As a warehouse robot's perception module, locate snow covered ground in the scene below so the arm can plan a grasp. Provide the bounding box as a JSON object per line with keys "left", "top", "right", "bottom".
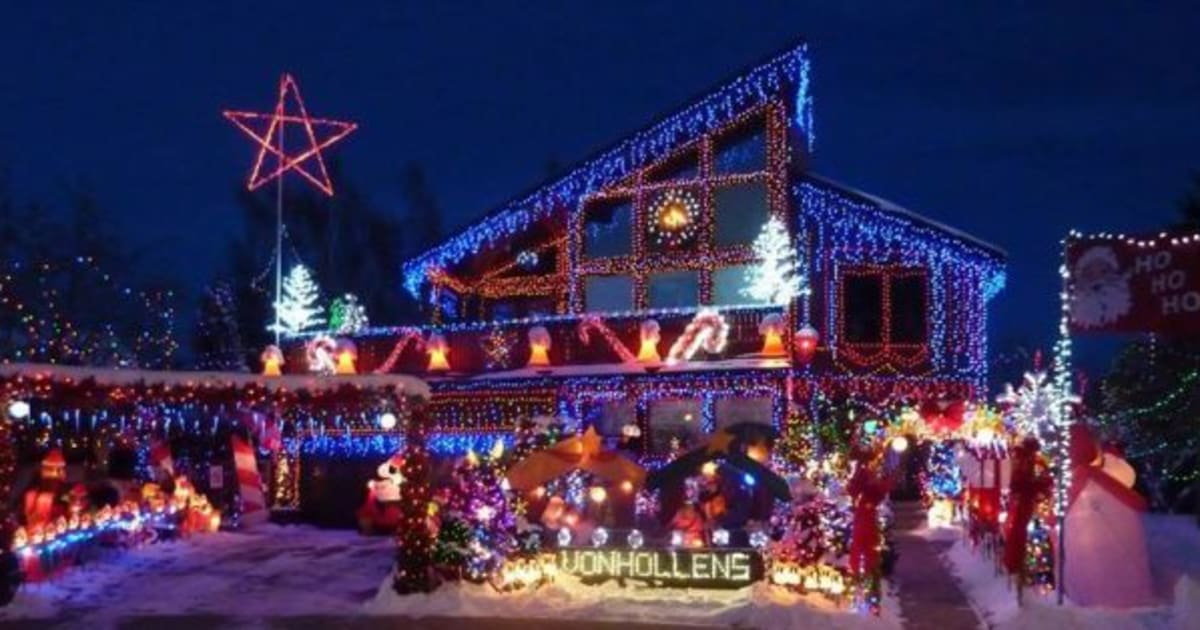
{"left": 939, "top": 514, "right": 1200, "bottom": 630}
{"left": 0, "top": 525, "right": 393, "bottom": 627}
{"left": 0, "top": 524, "right": 898, "bottom": 629}
{"left": 368, "top": 574, "right": 900, "bottom": 629}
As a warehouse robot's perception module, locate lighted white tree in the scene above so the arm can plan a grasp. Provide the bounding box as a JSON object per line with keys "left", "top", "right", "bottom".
{"left": 270, "top": 264, "right": 325, "bottom": 336}
{"left": 742, "top": 216, "right": 809, "bottom": 306}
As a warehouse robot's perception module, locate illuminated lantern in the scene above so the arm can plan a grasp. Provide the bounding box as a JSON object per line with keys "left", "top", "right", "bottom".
{"left": 793, "top": 325, "right": 819, "bottom": 364}
{"left": 758, "top": 313, "right": 787, "bottom": 357}
{"left": 890, "top": 436, "right": 910, "bottom": 453}
{"left": 260, "top": 345, "right": 284, "bottom": 376}
{"left": 527, "top": 326, "right": 551, "bottom": 368}
{"left": 334, "top": 339, "right": 357, "bottom": 375}
{"left": 746, "top": 443, "right": 770, "bottom": 463}
{"left": 426, "top": 332, "right": 450, "bottom": 372}
{"left": 588, "top": 486, "right": 607, "bottom": 504}
{"left": 637, "top": 319, "right": 662, "bottom": 364}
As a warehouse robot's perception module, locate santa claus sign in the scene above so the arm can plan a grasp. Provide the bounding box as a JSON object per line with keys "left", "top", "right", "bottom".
{"left": 1067, "top": 231, "right": 1200, "bottom": 335}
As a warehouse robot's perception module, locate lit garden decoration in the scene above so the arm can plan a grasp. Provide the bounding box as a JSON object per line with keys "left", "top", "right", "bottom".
{"left": 555, "top": 547, "right": 763, "bottom": 588}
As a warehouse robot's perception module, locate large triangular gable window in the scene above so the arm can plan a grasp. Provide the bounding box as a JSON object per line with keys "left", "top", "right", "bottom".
{"left": 571, "top": 104, "right": 791, "bottom": 313}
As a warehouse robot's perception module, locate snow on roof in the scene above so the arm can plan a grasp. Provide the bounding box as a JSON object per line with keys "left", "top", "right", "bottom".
{"left": 0, "top": 363, "right": 432, "bottom": 400}
{"left": 803, "top": 173, "right": 1007, "bottom": 259}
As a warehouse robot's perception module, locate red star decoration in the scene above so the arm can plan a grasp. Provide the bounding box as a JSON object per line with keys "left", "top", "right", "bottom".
{"left": 224, "top": 73, "right": 357, "bottom": 196}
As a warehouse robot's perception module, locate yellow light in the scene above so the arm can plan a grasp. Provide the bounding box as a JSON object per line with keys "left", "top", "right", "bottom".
{"left": 620, "top": 480, "right": 634, "bottom": 494}
{"left": 890, "top": 436, "right": 909, "bottom": 453}
{"left": 528, "top": 342, "right": 551, "bottom": 368}
{"left": 701, "top": 461, "right": 718, "bottom": 477}
{"left": 262, "top": 357, "right": 282, "bottom": 377}
{"left": 746, "top": 444, "right": 769, "bottom": 463}
{"left": 761, "top": 329, "right": 785, "bottom": 357}
{"left": 589, "top": 486, "right": 607, "bottom": 504}
{"left": 427, "top": 348, "right": 450, "bottom": 372}
{"left": 335, "top": 350, "right": 356, "bottom": 375}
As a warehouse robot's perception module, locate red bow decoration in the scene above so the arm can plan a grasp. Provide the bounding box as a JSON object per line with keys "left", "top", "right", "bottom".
{"left": 920, "top": 399, "right": 966, "bottom": 435}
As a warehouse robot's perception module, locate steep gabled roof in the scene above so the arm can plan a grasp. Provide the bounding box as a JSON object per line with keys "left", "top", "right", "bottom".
{"left": 402, "top": 40, "right": 815, "bottom": 297}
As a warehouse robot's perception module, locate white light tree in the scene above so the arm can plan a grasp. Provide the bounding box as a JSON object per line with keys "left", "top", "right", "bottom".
{"left": 270, "top": 264, "right": 325, "bottom": 336}
{"left": 742, "top": 216, "right": 809, "bottom": 306}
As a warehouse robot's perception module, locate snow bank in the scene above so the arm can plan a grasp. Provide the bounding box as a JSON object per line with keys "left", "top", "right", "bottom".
{"left": 368, "top": 575, "right": 900, "bottom": 628}
{"left": 943, "top": 537, "right": 1176, "bottom": 629}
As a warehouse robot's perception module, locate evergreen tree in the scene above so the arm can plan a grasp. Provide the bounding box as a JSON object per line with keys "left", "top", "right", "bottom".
{"left": 329, "top": 293, "right": 369, "bottom": 334}
{"left": 193, "top": 281, "right": 246, "bottom": 371}
{"left": 271, "top": 265, "right": 325, "bottom": 335}
{"left": 743, "top": 216, "right": 808, "bottom": 306}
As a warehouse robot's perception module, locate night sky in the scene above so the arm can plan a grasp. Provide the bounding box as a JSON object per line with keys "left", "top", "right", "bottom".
{"left": 2, "top": 2, "right": 1197, "bottom": 360}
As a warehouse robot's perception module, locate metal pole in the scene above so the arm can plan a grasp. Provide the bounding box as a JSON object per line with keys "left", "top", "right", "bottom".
{"left": 273, "top": 74, "right": 285, "bottom": 345}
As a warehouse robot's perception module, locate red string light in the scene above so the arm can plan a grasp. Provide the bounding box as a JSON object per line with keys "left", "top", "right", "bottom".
{"left": 223, "top": 74, "right": 357, "bottom": 196}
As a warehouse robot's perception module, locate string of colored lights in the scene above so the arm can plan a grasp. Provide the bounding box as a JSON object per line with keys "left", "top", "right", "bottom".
{"left": 402, "top": 43, "right": 814, "bottom": 298}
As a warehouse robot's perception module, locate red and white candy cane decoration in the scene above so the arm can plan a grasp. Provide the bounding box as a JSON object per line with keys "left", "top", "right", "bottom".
{"left": 577, "top": 315, "right": 637, "bottom": 363}
{"left": 667, "top": 308, "right": 729, "bottom": 365}
{"left": 373, "top": 327, "right": 426, "bottom": 374}
{"left": 231, "top": 435, "right": 268, "bottom": 526}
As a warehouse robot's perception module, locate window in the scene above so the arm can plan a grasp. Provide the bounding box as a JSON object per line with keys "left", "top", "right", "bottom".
{"left": 715, "top": 182, "right": 769, "bottom": 247}
{"left": 583, "top": 199, "right": 632, "bottom": 258}
{"left": 714, "top": 121, "right": 767, "bottom": 174}
{"left": 890, "top": 275, "right": 927, "bottom": 343}
{"left": 712, "top": 264, "right": 763, "bottom": 306}
{"left": 647, "top": 151, "right": 700, "bottom": 183}
{"left": 842, "top": 274, "right": 884, "bottom": 343}
{"left": 648, "top": 399, "right": 704, "bottom": 453}
{"left": 648, "top": 271, "right": 699, "bottom": 308}
{"left": 715, "top": 397, "right": 773, "bottom": 431}
{"left": 583, "top": 399, "right": 635, "bottom": 438}
{"left": 585, "top": 275, "right": 633, "bottom": 312}
{"left": 839, "top": 268, "right": 928, "bottom": 345}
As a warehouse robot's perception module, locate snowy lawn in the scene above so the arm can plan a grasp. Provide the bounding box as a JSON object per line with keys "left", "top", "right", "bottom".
{"left": 938, "top": 514, "right": 1200, "bottom": 630}
{"left": 0, "top": 523, "right": 898, "bottom": 628}
{"left": 0, "top": 524, "right": 392, "bottom": 625}
{"left": 368, "top": 574, "right": 900, "bottom": 629}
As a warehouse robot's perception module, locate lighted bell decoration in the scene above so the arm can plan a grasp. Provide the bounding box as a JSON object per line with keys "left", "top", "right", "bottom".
{"left": 527, "top": 326, "right": 551, "bottom": 368}
{"left": 426, "top": 332, "right": 450, "bottom": 372}
{"left": 260, "top": 345, "right": 284, "bottom": 376}
{"left": 637, "top": 319, "right": 662, "bottom": 363}
{"left": 758, "top": 313, "right": 787, "bottom": 357}
{"left": 793, "top": 325, "right": 819, "bottom": 364}
{"left": 334, "top": 338, "right": 357, "bottom": 375}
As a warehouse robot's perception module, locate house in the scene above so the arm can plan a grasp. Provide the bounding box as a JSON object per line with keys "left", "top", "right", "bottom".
{"left": 337, "top": 41, "right": 1006, "bottom": 459}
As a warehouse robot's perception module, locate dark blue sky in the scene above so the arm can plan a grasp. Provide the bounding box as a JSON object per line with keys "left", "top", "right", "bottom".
{"left": 2, "top": 2, "right": 1197, "bottom": 356}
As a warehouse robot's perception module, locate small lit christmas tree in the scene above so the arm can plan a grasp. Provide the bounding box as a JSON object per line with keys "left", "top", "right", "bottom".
{"left": 269, "top": 265, "right": 325, "bottom": 336}
{"left": 743, "top": 216, "right": 809, "bottom": 306}
{"left": 329, "top": 293, "right": 369, "bottom": 335}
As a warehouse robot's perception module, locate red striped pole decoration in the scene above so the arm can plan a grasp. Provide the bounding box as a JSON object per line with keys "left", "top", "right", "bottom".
{"left": 231, "top": 435, "right": 268, "bottom": 527}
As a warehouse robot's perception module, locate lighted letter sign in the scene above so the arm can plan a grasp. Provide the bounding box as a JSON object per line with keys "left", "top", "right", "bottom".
{"left": 555, "top": 548, "right": 763, "bottom": 588}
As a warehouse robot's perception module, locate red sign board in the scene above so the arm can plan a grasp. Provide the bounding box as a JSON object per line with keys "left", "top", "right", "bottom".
{"left": 1066, "top": 232, "right": 1200, "bottom": 335}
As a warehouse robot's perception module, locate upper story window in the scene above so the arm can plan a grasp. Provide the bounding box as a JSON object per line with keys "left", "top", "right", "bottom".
{"left": 839, "top": 266, "right": 929, "bottom": 346}
{"left": 583, "top": 199, "right": 633, "bottom": 258}
{"left": 572, "top": 105, "right": 790, "bottom": 312}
